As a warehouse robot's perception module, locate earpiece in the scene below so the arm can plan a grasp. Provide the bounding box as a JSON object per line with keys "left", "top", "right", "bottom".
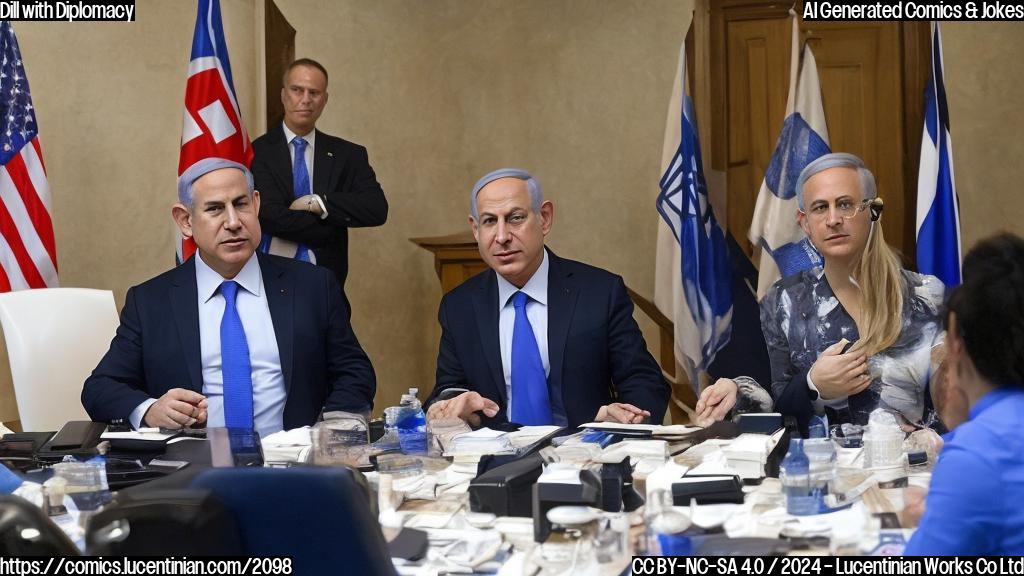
{"left": 869, "top": 197, "right": 884, "bottom": 222}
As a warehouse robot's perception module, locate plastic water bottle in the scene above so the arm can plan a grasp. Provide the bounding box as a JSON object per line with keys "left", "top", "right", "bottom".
{"left": 803, "top": 438, "right": 837, "bottom": 499}
{"left": 781, "top": 439, "right": 819, "bottom": 515}
{"left": 644, "top": 489, "right": 693, "bottom": 556}
{"left": 863, "top": 409, "right": 904, "bottom": 468}
{"left": 807, "top": 415, "right": 828, "bottom": 438}
{"left": 396, "top": 388, "right": 427, "bottom": 455}
{"left": 372, "top": 406, "right": 402, "bottom": 453}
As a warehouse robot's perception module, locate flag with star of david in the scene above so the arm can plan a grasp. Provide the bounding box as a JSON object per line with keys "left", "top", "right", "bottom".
{"left": 654, "top": 37, "right": 732, "bottom": 388}
{"left": 0, "top": 21, "right": 57, "bottom": 292}
{"left": 748, "top": 14, "right": 829, "bottom": 299}
{"left": 177, "top": 0, "right": 253, "bottom": 264}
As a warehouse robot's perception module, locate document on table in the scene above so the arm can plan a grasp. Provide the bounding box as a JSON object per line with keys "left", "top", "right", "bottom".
{"left": 401, "top": 499, "right": 464, "bottom": 529}
{"left": 445, "top": 427, "right": 511, "bottom": 455}
{"left": 100, "top": 428, "right": 177, "bottom": 441}
{"left": 578, "top": 422, "right": 702, "bottom": 436}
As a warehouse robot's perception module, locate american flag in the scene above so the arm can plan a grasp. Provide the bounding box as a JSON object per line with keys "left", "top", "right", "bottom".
{"left": 177, "top": 0, "right": 253, "bottom": 263}
{"left": 0, "top": 21, "right": 57, "bottom": 292}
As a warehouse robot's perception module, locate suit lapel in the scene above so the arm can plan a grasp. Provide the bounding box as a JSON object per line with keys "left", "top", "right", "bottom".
{"left": 313, "top": 129, "right": 337, "bottom": 196}
{"left": 546, "top": 251, "right": 578, "bottom": 395}
{"left": 268, "top": 125, "right": 295, "bottom": 198}
{"left": 260, "top": 253, "right": 295, "bottom": 394}
{"left": 471, "top": 271, "right": 507, "bottom": 406}
{"left": 169, "top": 258, "right": 203, "bottom": 393}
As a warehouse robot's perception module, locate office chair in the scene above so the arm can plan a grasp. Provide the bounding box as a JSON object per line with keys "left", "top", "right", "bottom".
{"left": 0, "top": 494, "right": 79, "bottom": 555}
{"left": 0, "top": 288, "right": 119, "bottom": 431}
{"left": 86, "top": 489, "right": 243, "bottom": 555}
{"left": 190, "top": 467, "right": 396, "bottom": 575}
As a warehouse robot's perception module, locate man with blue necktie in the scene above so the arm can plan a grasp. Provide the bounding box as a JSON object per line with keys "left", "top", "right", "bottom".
{"left": 82, "top": 158, "right": 376, "bottom": 438}
{"left": 426, "top": 169, "right": 669, "bottom": 428}
{"left": 252, "top": 58, "right": 387, "bottom": 314}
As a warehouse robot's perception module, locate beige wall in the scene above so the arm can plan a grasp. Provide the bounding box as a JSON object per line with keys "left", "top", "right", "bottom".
{"left": 942, "top": 22, "right": 1024, "bottom": 250}
{"left": 276, "top": 0, "right": 693, "bottom": 410}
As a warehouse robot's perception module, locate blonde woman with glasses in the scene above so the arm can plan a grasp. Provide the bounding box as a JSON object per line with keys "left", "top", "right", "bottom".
{"left": 696, "top": 153, "right": 946, "bottom": 436}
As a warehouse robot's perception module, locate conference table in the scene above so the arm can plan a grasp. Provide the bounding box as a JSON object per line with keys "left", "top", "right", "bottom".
{"left": 8, "top": 419, "right": 925, "bottom": 571}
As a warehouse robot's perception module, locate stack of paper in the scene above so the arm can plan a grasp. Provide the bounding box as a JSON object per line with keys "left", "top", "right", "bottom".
{"left": 578, "top": 422, "right": 702, "bottom": 438}
{"left": 598, "top": 439, "right": 669, "bottom": 464}
{"left": 721, "top": 430, "right": 784, "bottom": 479}
{"left": 444, "top": 425, "right": 560, "bottom": 456}
{"left": 261, "top": 427, "right": 312, "bottom": 464}
{"left": 445, "top": 428, "right": 512, "bottom": 456}
{"left": 504, "top": 425, "right": 560, "bottom": 450}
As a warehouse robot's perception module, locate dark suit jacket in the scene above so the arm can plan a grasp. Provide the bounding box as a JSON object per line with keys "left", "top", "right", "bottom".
{"left": 82, "top": 253, "right": 376, "bottom": 429}
{"left": 427, "top": 250, "right": 669, "bottom": 428}
{"left": 252, "top": 124, "right": 388, "bottom": 297}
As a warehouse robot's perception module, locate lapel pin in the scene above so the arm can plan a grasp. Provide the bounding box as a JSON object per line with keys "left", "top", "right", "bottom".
{"left": 327, "top": 152, "right": 334, "bottom": 157}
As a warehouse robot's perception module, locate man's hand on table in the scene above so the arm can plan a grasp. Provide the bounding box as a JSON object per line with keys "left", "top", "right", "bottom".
{"left": 143, "top": 388, "right": 208, "bottom": 428}
{"left": 594, "top": 403, "right": 650, "bottom": 424}
{"left": 427, "top": 391, "right": 499, "bottom": 427}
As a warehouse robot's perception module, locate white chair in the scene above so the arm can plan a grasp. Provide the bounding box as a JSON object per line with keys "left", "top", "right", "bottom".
{"left": 0, "top": 288, "right": 119, "bottom": 432}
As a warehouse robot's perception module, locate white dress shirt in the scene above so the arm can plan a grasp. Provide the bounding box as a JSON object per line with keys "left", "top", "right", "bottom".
{"left": 496, "top": 250, "right": 550, "bottom": 418}
{"left": 281, "top": 122, "right": 328, "bottom": 218}
{"left": 129, "top": 253, "right": 288, "bottom": 437}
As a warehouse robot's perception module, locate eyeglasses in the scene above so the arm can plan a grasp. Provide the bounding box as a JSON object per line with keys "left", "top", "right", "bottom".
{"left": 801, "top": 198, "right": 877, "bottom": 222}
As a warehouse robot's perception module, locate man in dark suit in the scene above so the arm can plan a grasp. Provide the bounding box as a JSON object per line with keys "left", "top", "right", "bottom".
{"left": 82, "top": 158, "right": 375, "bottom": 437}
{"left": 252, "top": 58, "right": 387, "bottom": 308}
{"left": 426, "top": 168, "right": 669, "bottom": 428}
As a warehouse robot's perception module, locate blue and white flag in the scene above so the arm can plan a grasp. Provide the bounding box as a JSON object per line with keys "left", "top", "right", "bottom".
{"left": 654, "top": 38, "right": 732, "bottom": 389}
{"left": 748, "top": 15, "right": 829, "bottom": 299}
{"left": 916, "top": 22, "right": 961, "bottom": 287}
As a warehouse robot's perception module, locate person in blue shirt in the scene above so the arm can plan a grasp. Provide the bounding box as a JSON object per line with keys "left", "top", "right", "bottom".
{"left": 904, "top": 232, "right": 1024, "bottom": 555}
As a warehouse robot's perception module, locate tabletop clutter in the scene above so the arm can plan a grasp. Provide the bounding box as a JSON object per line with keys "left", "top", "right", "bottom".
{"left": 288, "top": 389, "right": 942, "bottom": 572}
{"left": 1, "top": 386, "right": 944, "bottom": 571}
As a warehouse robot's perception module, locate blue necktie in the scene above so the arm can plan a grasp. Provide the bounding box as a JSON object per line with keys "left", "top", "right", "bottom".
{"left": 220, "top": 281, "right": 254, "bottom": 430}
{"left": 510, "top": 291, "right": 553, "bottom": 425}
{"left": 291, "top": 137, "right": 313, "bottom": 263}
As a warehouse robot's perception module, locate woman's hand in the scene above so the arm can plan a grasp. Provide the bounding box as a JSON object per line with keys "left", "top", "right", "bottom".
{"left": 809, "top": 340, "right": 872, "bottom": 400}
{"left": 695, "top": 378, "right": 738, "bottom": 427}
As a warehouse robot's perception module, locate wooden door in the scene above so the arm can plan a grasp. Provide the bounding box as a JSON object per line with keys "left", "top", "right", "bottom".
{"left": 265, "top": 0, "right": 295, "bottom": 128}
{"left": 709, "top": 1, "right": 929, "bottom": 264}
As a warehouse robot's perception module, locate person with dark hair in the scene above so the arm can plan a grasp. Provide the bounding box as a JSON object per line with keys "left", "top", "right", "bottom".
{"left": 252, "top": 58, "right": 387, "bottom": 314}
{"left": 904, "top": 232, "right": 1024, "bottom": 555}
{"left": 695, "top": 153, "right": 945, "bottom": 434}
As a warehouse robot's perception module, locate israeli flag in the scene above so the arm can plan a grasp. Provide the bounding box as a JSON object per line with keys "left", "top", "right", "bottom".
{"left": 748, "top": 15, "right": 829, "bottom": 299}
{"left": 654, "top": 38, "right": 732, "bottom": 388}
{"left": 916, "top": 22, "right": 961, "bottom": 287}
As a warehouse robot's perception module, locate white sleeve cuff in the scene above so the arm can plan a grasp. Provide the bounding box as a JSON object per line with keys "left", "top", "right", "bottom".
{"left": 807, "top": 371, "right": 827, "bottom": 413}
{"left": 313, "top": 195, "right": 328, "bottom": 219}
{"left": 129, "top": 398, "right": 158, "bottom": 430}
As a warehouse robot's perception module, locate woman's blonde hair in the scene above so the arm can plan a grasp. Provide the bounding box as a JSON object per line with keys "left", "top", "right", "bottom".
{"left": 796, "top": 153, "right": 904, "bottom": 356}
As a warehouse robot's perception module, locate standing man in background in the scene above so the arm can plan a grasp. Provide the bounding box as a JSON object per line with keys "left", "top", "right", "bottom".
{"left": 253, "top": 58, "right": 387, "bottom": 313}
